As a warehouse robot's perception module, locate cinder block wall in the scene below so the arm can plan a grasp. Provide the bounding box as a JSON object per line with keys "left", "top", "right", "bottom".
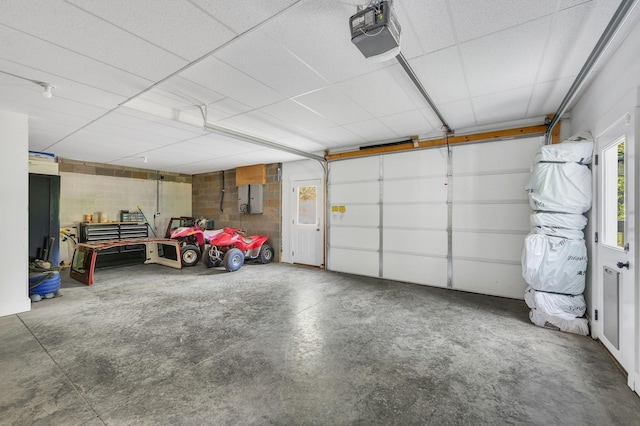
{"left": 192, "top": 163, "right": 282, "bottom": 261}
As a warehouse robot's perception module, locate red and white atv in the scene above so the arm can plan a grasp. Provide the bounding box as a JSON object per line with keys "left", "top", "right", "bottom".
{"left": 205, "top": 227, "right": 273, "bottom": 272}
{"left": 167, "top": 217, "right": 214, "bottom": 267}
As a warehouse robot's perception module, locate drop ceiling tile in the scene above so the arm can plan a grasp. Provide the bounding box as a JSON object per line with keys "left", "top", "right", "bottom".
{"left": 337, "top": 67, "right": 421, "bottom": 117}
{"left": 536, "top": 3, "right": 592, "bottom": 83}
{"left": 0, "top": 81, "right": 107, "bottom": 124}
{"left": 314, "top": 126, "right": 367, "bottom": 148}
{"left": 449, "top": 0, "right": 557, "bottom": 42}
{"left": 207, "top": 98, "right": 253, "bottom": 122}
{"left": 0, "top": 0, "right": 186, "bottom": 80}
{"left": 190, "top": 0, "right": 300, "bottom": 34}
{"left": 378, "top": 109, "right": 438, "bottom": 138}
{"left": 179, "top": 56, "right": 284, "bottom": 109}
{"left": 218, "top": 111, "right": 294, "bottom": 140}
{"left": 48, "top": 137, "right": 130, "bottom": 163}
{"left": 77, "top": 121, "right": 178, "bottom": 148}
{"left": 294, "top": 86, "right": 372, "bottom": 125}
{"left": 99, "top": 112, "right": 203, "bottom": 141}
{"left": 396, "top": 0, "right": 456, "bottom": 55}
{"left": 66, "top": 0, "right": 236, "bottom": 61}
{"left": 437, "top": 99, "right": 476, "bottom": 130}
{"left": 472, "top": 86, "right": 532, "bottom": 126}
{"left": 264, "top": 0, "right": 387, "bottom": 84}
{"left": 135, "top": 90, "right": 198, "bottom": 111}
{"left": 215, "top": 28, "right": 328, "bottom": 98}
{"left": 410, "top": 46, "right": 469, "bottom": 105}
{"left": 158, "top": 77, "right": 226, "bottom": 107}
{"left": 528, "top": 77, "right": 573, "bottom": 116}
{"left": 460, "top": 17, "right": 550, "bottom": 97}
{"left": 343, "top": 119, "right": 398, "bottom": 143}
{"left": 274, "top": 134, "right": 327, "bottom": 152}
{"left": 558, "top": 0, "right": 591, "bottom": 9}
{"left": 260, "top": 99, "right": 336, "bottom": 133}
{"left": 185, "top": 134, "right": 260, "bottom": 155}
{"left": 0, "top": 26, "right": 151, "bottom": 96}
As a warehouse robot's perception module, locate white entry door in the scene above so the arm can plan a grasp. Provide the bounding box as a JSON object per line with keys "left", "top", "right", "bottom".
{"left": 291, "top": 179, "right": 323, "bottom": 267}
{"left": 595, "top": 112, "right": 636, "bottom": 394}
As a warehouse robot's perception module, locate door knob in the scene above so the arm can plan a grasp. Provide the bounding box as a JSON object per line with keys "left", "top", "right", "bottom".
{"left": 617, "top": 261, "right": 630, "bottom": 269}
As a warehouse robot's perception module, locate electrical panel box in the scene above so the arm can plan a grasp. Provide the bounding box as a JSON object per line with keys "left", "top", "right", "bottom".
{"left": 238, "top": 184, "right": 263, "bottom": 214}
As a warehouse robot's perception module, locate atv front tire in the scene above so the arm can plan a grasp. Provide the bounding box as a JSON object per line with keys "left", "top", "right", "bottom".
{"left": 181, "top": 244, "right": 201, "bottom": 267}
{"left": 223, "top": 248, "right": 244, "bottom": 272}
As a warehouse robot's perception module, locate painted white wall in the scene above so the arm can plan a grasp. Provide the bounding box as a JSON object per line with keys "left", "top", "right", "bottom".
{"left": 0, "top": 110, "right": 30, "bottom": 317}
{"left": 59, "top": 172, "right": 191, "bottom": 263}
{"left": 281, "top": 160, "right": 325, "bottom": 264}
{"left": 568, "top": 17, "right": 640, "bottom": 315}
{"left": 568, "top": 15, "right": 640, "bottom": 395}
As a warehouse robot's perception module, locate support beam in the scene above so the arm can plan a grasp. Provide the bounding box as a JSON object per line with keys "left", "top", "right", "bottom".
{"left": 326, "top": 123, "right": 549, "bottom": 161}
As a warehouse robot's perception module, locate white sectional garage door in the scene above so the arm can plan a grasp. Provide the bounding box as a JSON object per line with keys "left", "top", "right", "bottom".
{"left": 328, "top": 136, "right": 543, "bottom": 299}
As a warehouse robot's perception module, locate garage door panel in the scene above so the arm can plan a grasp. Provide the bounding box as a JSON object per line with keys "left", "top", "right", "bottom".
{"left": 452, "top": 173, "right": 530, "bottom": 202}
{"left": 452, "top": 232, "right": 525, "bottom": 263}
{"left": 384, "top": 177, "right": 447, "bottom": 203}
{"left": 331, "top": 181, "right": 379, "bottom": 204}
{"left": 384, "top": 229, "right": 448, "bottom": 256}
{"left": 332, "top": 204, "right": 379, "bottom": 227}
{"left": 383, "top": 253, "right": 447, "bottom": 287}
{"left": 454, "top": 204, "right": 530, "bottom": 231}
{"left": 384, "top": 204, "right": 447, "bottom": 229}
{"left": 331, "top": 156, "right": 379, "bottom": 182}
{"left": 453, "top": 259, "right": 527, "bottom": 299}
{"left": 330, "top": 227, "right": 379, "bottom": 251}
{"left": 329, "top": 248, "right": 379, "bottom": 277}
{"left": 452, "top": 137, "right": 542, "bottom": 174}
{"left": 384, "top": 149, "right": 448, "bottom": 179}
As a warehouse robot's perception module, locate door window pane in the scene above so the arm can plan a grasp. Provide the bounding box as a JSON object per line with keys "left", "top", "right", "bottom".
{"left": 603, "top": 138, "right": 625, "bottom": 248}
{"left": 297, "top": 186, "right": 317, "bottom": 225}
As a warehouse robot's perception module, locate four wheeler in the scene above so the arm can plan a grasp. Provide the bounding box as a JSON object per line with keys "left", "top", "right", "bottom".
{"left": 167, "top": 217, "right": 208, "bottom": 267}
{"left": 205, "top": 227, "right": 273, "bottom": 272}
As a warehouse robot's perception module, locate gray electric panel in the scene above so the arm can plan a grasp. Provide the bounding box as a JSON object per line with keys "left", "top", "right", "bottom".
{"left": 238, "top": 184, "right": 263, "bottom": 214}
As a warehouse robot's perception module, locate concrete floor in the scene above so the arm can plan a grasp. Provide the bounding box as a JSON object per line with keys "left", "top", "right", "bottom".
{"left": 2, "top": 262, "right": 639, "bottom": 425}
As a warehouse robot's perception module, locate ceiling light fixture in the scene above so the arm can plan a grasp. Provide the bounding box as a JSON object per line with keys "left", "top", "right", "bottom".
{"left": 0, "top": 70, "right": 56, "bottom": 99}
{"left": 39, "top": 83, "right": 55, "bottom": 98}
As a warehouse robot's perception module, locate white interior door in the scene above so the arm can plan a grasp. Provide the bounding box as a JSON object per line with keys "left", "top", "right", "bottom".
{"left": 291, "top": 179, "right": 323, "bottom": 267}
{"left": 595, "top": 112, "right": 636, "bottom": 393}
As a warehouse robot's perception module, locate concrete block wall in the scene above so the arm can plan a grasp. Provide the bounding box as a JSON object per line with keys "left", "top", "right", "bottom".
{"left": 58, "top": 158, "right": 192, "bottom": 237}
{"left": 192, "top": 163, "right": 282, "bottom": 261}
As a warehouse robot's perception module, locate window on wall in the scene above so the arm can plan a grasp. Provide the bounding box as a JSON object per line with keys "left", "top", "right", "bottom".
{"left": 603, "top": 137, "right": 625, "bottom": 248}
{"left": 297, "top": 185, "right": 317, "bottom": 225}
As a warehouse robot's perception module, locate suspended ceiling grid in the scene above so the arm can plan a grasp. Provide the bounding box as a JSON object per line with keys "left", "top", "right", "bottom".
{"left": 0, "top": 0, "right": 633, "bottom": 174}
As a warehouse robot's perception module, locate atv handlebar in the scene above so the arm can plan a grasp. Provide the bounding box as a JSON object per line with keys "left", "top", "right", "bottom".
{"left": 223, "top": 227, "right": 246, "bottom": 235}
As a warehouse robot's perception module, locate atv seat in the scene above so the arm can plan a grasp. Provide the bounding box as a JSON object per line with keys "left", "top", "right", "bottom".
{"left": 242, "top": 237, "right": 253, "bottom": 244}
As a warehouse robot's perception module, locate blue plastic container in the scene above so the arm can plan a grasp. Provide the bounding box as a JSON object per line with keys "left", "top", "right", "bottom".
{"left": 29, "top": 271, "right": 61, "bottom": 296}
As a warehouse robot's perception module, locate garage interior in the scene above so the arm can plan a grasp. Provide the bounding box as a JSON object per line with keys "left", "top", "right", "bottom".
{"left": 2, "top": 0, "right": 640, "bottom": 424}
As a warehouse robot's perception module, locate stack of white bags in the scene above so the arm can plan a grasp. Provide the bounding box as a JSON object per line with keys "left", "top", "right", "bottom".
{"left": 522, "top": 132, "right": 594, "bottom": 335}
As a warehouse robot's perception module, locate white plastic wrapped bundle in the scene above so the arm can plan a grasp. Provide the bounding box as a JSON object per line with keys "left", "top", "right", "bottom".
{"left": 532, "top": 131, "right": 594, "bottom": 164}
{"left": 529, "top": 310, "right": 589, "bottom": 336}
{"left": 532, "top": 225, "right": 584, "bottom": 240}
{"left": 522, "top": 234, "right": 587, "bottom": 295}
{"left": 524, "top": 286, "right": 586, "bottom": 319}
{"left": 530, "top": 212, "right": 588, "bottom": 230}
{"left": 526, "top": 162, "right": 592, "bottom": 213}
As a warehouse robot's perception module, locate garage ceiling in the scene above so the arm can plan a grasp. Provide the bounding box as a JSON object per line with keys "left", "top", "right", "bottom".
{"left": 0, "top": 0, "right": 635, "bottom": 174}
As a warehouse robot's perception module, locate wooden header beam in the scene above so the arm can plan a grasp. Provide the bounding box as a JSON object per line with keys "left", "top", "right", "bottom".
{"left": 326, "top": 122, "right": 557, "bottom": 161}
